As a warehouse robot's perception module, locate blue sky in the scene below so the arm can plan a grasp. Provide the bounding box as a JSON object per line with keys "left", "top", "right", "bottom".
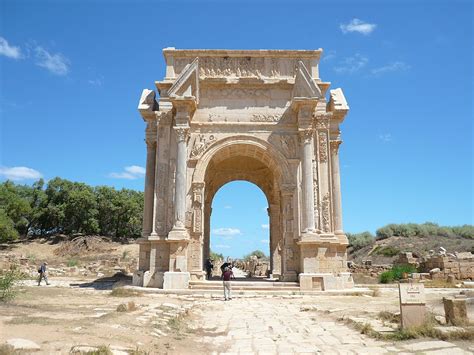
{"left": 0, "top": 0, "right": 472, "bottom": 258}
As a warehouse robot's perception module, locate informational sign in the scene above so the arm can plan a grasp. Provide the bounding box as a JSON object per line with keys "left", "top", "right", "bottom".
{"left": 399, "top": 283, "right": 426, "bottom": 305}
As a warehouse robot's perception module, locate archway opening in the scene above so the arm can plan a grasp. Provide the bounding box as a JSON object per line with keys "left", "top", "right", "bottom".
{"left": 208, "top": 181, "right": 270, "bottom": 279}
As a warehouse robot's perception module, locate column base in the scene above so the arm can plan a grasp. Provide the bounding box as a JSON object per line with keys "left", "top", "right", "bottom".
{"left": 163, "top": 271, "right": 190, "bottom": 290}
{"left": 167, "top": 227, "right": 190, "bottom": 241}
{"left": 190, "top": 270, "right": 206, "bottom": 281}
{"left": 145, "top": 271, "right": 165, "bottom": 288}
{"left": 281, "top": 271, "right": 298, "bottom": 282}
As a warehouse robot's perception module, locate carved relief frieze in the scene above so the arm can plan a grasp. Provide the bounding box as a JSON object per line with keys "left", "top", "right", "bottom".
{"left": 318, "top": 132, "right": 328, "bottom": 162}
{"left": 190, "top": 134, "right": 216, "bottom": 158}
{"left": 313, "top": 163, "right": 319, "bottom": 224}
{"left": 250, "top": 114, "right": 281, "bottom": 122}
{"left": 314, "top": 113, "right": 331, "bottom": 130}
{"left": 174, "top": 57, "right": 304, "bottom": 79}
{"left": 320, "top": 192, "right": 331, "bottom": 232}
{"left": 201, "top": 87, "right": 271, "bottom": 99}
{"left": 189, "top": 238, "right": 201, "bottom": 269}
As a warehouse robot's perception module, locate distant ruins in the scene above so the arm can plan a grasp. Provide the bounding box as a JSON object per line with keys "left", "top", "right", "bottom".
{"left": 133, "top": 48, "right": 352, "bottom": 290}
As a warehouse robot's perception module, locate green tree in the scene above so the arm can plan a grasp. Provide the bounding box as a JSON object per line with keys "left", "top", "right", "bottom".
{"left": 347, "top": 231, "right": 374, "bottom": 251}
{"left": 244, "top": 250, "right": 266, "bottom": 261}
{"left": 0, "top": 209, "right": 18, "bottom": 242}
{"left": 0, "top": 181, "right": 31, "bottom": 236}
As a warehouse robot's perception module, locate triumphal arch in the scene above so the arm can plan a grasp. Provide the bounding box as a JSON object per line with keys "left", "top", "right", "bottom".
{"left": 133, "top": 48, "right": 353, "bottom": 290}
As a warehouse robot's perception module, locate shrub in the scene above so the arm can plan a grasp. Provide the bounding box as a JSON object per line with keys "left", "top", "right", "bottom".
{"left": 347, "top": 231, "right": 374, "bottom": 251}
{"left": 210, "top": 250, "right": 224, "bottom": 261}
{"left": 379, "top": 264, "right": 417, "bottom": 284}
{"left": 376, "top": 222, "right": 473, "bottom": 240}
{"left": 67, "top": 258, "right": 78, "bottom": 267}
{"left": 375, "top": 246, "right": 400, "bottom": 257}
{"left": 0, "top": 266, "right": 23, "bottom": 301}
{"left": 110, "top": 287, "right": 142, "bottom": 297}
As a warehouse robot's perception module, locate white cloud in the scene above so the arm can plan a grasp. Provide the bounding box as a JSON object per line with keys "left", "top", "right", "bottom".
{"left": 322, "top": 50, "right": 336, "bottom": 62}
{"left": 109, "top": 165, "right": 145, "bottom": 180}
{"left": 261, "top": 224, "right": 269, "bottom": 230}
{"left": 213, "top": 244, "right": 230, "bottom": 249}
{"left": 371, "top": 61, "right": 411, "bottom": 75}
{"left": 88, "top": 78, "right": 103, "bottom": 86}
{"left": 224, "top": 205, "right": 232, "bottom": 209}
{"left": 35, "top": 46, "right": 69, "bottom": 75}
{"left": 340, "top": 19, "right": 377, "bottom": 35}
{"left": 125, "top": 165, "right": 145, "bottom": 175}
{"left": 260, "top": 239, "right": 269, "bottom": 244}
{"left": 378, "top": 133, "right": 392, "bottom": 142}
{"left": 0, "top": 37, "right": 22, "bottom": 59}
{"left": 334, "top": 53, "right": 368, "bottom": 74}
{"left": 212, "top": 228, "right": 241, "bottom": 236}
{"left": 0, "top": 166, "right": 42, "bottom": 181}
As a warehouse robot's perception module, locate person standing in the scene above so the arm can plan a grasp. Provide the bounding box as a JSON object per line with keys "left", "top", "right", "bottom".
{"left": 205, "top": 258, "right": 214, "bottom": 280}
{"left": 222, "top": 266, "right": 234, "bottom": 301}
{"left": 37, "top": 261, "right": 50, "bottom": 286}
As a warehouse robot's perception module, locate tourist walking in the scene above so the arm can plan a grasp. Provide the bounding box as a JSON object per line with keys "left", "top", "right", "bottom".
{"left": 37, "top": 261, "right": 50, "bottom": 286}
{"left": 222, "top": 266, "right": 234, "bottom": 301}
{"left": 205, "top": 258, "right": 214, "bottom": 280}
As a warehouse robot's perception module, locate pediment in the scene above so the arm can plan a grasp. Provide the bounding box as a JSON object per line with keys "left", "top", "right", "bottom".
{"left": 168, "top": 57, "right": 199, "bottom": 103}
{"left": 292, "top": 61, "right": 322, "bottom": 99}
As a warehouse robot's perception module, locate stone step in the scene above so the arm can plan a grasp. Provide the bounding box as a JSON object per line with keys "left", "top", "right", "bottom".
{"left": 190, "top": 285, "right": 301, "bottom": 291}
{"left": 189, "top": 280, "right": 300, "bottom": 291}
{"left": 190, "top": 280, "right": 299, "bottom": 287}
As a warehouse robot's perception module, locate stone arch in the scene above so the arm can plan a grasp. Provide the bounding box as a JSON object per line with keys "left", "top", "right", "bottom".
{"left": 193, "top": 135, "right": 289, "bottom": 278}
{"left": 192, "top": 135, "right": 292, "bottom": 187}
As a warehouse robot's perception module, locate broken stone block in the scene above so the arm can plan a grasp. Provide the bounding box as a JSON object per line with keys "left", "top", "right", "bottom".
{"left": 443, "top": 297, "right": 468, "bottom": 326}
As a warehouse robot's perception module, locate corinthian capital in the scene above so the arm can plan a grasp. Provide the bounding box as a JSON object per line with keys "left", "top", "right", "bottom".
{"left": 174, "top": 126, "right": 189, "bottom": 142}
{"left": 298, "top": 129, "right": 314, "bottom": 144}
{"left": 330, "top": 140, "right": 343, "bottom": 152}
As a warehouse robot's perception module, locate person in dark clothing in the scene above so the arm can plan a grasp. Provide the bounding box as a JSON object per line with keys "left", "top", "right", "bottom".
{"left": 205, "top": 258, "right": 214, "bottom": 280}
{"left": 222, "top": 267, "right": 234, "bottom": 300}
{"left": 37, "top": 261, "right": 50, "bottom": 286}
{"left": 220, "top": 261, "right": 231, "bottom": 275}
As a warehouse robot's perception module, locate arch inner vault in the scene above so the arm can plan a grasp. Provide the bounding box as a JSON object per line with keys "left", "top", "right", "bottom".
{"left": 134, "top": 48, "right": 353, "bottom": 291}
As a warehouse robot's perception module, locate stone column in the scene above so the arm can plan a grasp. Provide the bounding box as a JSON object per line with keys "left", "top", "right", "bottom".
{"left": 143, "top": 118, "right": 157, "bottom": 237}
{"left": 330, "top": 140, "right": 344, "bottom": 234}
{"left": 143, "top": 141, "right": 157, "bottom": 236}
{"left": 173, "top": 127, "right": 189, "bottom": 231}
{"left": 299, "top": 129, "right": 316, "bottom": 233}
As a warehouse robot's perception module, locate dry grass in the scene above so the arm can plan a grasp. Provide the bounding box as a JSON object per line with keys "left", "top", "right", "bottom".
{"left": 423, "top": 279, "right": 460, "bottom": 288}
{"left": 350, "top": 312, "right": 474, "bottom": 341}
{"left": 109, "top": 287, "right": 142, "bottom": 297}
{"left": 378, "top": 311, "right": 400, "bottom": 323}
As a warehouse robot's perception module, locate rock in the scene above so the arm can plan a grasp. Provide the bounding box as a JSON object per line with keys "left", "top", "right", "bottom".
{"left": 71, "top": 345, "right": 101, "bottom": 353}
{"left": 443, "top": 297, "right": 468, "bottom": 326}
{"left": 6, "top": 338, "right": 41, "bottom": 350}
{"left": 430, "top": 268, "right": 441, "bottom": 274}
{"left": 434, "top": 315, "right": 446, "bottom": 325}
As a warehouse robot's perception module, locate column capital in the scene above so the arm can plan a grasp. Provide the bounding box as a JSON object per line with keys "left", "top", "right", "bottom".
{"left": 330, "top": 140, "right": 343, "bottom": 152}
{"left": 173, "top": 126, "right": 190, "bottom": 142}
{"left": 298, "top": 129, "right": 314, "bottom": 143}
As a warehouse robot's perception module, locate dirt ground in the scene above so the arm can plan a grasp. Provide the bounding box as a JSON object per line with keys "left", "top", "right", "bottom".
{"left": 1, "top": 279, "right": 473, "bottom": 354}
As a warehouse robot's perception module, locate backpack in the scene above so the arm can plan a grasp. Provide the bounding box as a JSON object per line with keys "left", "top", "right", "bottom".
{"left": 38, "top": 267, "right": 42, "bottom": 273}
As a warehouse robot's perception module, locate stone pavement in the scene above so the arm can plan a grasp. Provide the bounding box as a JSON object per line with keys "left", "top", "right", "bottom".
{"left": 190, "top": 296, "right": 472, "bottom": 354}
